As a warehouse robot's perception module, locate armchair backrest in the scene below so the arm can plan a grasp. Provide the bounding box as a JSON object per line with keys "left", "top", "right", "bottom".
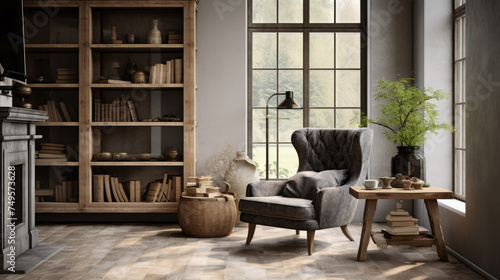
{"left": 291, "top": 128, "right": 373, "bottom": 186}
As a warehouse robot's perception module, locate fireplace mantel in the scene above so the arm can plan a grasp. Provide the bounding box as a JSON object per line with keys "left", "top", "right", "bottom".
{"left": 0, "top": 107, "right": 49, "bottom": 273}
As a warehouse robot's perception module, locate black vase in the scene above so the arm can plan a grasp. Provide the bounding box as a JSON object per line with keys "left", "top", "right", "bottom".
{"left": 391, "top": 146, "right": 425, "bottom": 187}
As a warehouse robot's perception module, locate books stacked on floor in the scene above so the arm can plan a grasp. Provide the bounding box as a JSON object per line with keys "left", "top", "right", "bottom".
{"left": 38, "top": 100, "right": 76, "bottom": 122}
{"left": 184, "top": 175, "right": 222, "bottom": 198}
{"left": 36, "top": 143, "right": 67, "bottom": 164}
{"left": 92, "top": 174, "right": 141, "bottom": 202}
{"left": 167, "top": 34, "right": 183, "bottom": 44}
{"left": 94, "top": 98, "right": 139, "bottom": 122}
{"left": 384, "top": 202, "right": 419, "bottom": 236}
{"left": 56, "top": 68, "right": 78, "bottom": 83}
{"left": 149, "top": 58, "right": 183, "bottom": 84}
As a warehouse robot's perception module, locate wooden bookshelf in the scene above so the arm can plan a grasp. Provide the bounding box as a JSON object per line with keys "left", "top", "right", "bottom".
{"left": 26, "top": 0, "right": 198, "bottom": 215}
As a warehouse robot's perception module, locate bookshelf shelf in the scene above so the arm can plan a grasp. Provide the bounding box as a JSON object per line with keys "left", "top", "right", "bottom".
{"left": 35, "top": 162, "right": 80, "bottom": 167}
{"left": 91, "top": 83, "right": 183, "bottom": 89}
{"left": 37, "top": 122, "right": 80, "bottom": 127}
{"left": 90, "top": 161, "right": 183, "bottom": 167}
{"left": 27, "top": 0, "right": 197, "bottom": 217}
{"left": 28, "top": 83, "right": 79, "bottom": 88}
{"left": 91, "top": 122, "right": 183, "bottom": 127}
{"left": 91, "top": 44, "right": 183, "bottom": 52}
{"left": 26, "top": 44, "right": 79, "bottom": 52}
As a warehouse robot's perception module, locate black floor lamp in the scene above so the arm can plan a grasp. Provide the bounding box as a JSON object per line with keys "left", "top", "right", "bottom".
{"left": 265, "top": 91, "right": 301, "bottom": 180}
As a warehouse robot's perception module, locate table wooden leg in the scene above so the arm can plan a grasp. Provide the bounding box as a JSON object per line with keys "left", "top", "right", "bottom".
{"left": 424, "top": 199, "right": 449, "bottom": 261}
{"left": 357, "top": 199, "right": 377, "bottom": 261}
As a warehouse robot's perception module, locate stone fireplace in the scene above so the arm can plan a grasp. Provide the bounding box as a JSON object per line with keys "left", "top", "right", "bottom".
{"left": 0, "top": 107, "right": 61, "bottom": 274}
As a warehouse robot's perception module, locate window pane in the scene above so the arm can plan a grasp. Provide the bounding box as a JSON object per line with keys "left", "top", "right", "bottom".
{"left": 253, "top": 144, "right": 277, "bottom": 178}
{"left": 310, "top": 0, "right": 334, "bottom": 23}
{"left": 278, "top": 144, "right": 298, "bottom": 178}
{"left": 454, "top": 104, "right": 463, "bottom": 149}
{"left": 252, "top": 109, "right": 267, "bottom": 143}
{"left": 278, "top": 0, "right": 303, "bottom": 23}
{"left": 253, "top": 0, "right": 277, "bottom": 23}
{"left": 279, "top": 70, "right": 303, "bottom": 106}
{"left": 455, "top": 17, "right": 463, "bottom": 60}
{"left": 336, "top": 70, "right": 360, "bottom": 107}
{"left": 336, "top": 33, "right": 360, "bottom": 68}
{"left": 455, "top": 61, "right": 463, "bottom": 103}
{"left": 310, "top": 109, "right": 335, "bottom": 128}
{"left": 252, "top": 70, "right": 277, "bottom": 107}
{"left": 336, "top": 0, "right": 361, "bottom": 23}
{"left": 310, "top": 70, "right": 335, "bottom": 107}
{"left": 336, "top": 109, "right": 360, "bottom": 128}
{"left": 310, "top": 33, "right": 335, "bottom": 68}
{"left": 279, "top": 33, "right": 303, "bottom": 68}
{"left": 278, "top": 109, "right": 303, "bottom": 142}
{"left": 253, "top": 33, "right": 277, "bottom": 68}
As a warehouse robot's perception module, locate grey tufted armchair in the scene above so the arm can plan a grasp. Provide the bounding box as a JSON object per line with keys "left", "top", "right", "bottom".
{"left": 239, "top": 128, "right": 373, "bottom": 255}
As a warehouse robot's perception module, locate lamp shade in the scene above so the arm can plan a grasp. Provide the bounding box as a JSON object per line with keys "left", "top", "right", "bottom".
{"left": 277, "top": 91, "right": 301, "bottom": 109}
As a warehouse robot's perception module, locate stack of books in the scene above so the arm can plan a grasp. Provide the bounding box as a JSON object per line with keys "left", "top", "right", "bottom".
{"left": 384, "top": 204, "right": 419, "bottom": 236}
{"left": 36, "top": 143, "right": 67, "bottom": 164}
{"left": 184, "top": 176, "right": 221, "bottom": 198}
{"left": 56, "top": 68, "right": 78, "bottom": 83}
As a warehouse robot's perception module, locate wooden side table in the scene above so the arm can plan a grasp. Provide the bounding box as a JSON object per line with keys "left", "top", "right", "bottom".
{"left": 349, "top": 186, "right": 454, "bottom": 261}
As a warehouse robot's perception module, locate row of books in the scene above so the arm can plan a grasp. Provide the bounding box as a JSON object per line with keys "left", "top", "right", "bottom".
{"left": 38, "top": 100, "right": 76, "bottom": 122}
{"left": 35, "top": 180, "right": 79, "bottom": 203}
{"left": 384, "top": 208, "right": 419, "bottom": 236}
{"left": 92, "top": 174, "right": 140, "bottom": 202}
{"left": 94, "top": 98, "right": 139, "bottom": 122}
{"left": 149, "top": 173, "right": 183, "bottom": 202}
{"left": 56, "top": 68, "right": 78, "bottom": 84}
{"left": 149, "top": 58, "right": 183, "bottom": 84}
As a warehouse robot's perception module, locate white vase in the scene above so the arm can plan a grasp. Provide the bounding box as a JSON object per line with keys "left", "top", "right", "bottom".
{"left": 224, "top": 151, "right": 259, "bottom": 226}
{"left": 147, "top": 19, "right": 162, "bottom": 44}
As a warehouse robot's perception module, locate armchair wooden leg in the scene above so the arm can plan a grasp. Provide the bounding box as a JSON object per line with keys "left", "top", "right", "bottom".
{"left": 245, "top": 223, "right": 256, "bottom": 245}
{"left": 296, "top": 230, "right": 300, "bottom": 235}
{"left": 341, "top": 225, "right": 354, "bottom": 241}
{"left": 307, "top": 230, "right": 315, "bottom": 255}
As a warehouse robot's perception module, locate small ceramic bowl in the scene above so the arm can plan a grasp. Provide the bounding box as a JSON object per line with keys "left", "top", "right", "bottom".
{"left": 94, "top": 152, "right": 112, "bottom": 161}
{"left": 164, "top": 150, "right": 179, "bottom": 161}
{"left": 112, "top": 152, "right": 129, "bottom": 161}
{"left": 401, "top": 179, "right": 413, "bottom": 190}
{"left": 412, "top": 180, "right": 425, "bottom": 190}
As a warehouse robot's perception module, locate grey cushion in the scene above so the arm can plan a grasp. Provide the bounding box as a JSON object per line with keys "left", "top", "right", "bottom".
{"left": 238, "top": 196, "right": 316, "bottom": 221}
{"left": 280, "top": 169, "right": 349, "bottom": 200}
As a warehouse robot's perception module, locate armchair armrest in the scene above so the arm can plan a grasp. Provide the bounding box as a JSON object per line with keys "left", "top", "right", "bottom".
{"left": 314, "top": 185, "right": 358, "bottom": 229}
{"left": 246, "top": 180, "right": 286, "bottom": 197}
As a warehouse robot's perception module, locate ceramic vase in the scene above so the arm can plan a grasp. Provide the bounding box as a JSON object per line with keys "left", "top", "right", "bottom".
{"left": 224, "top": 151, "right": 259, "bottom": 225}
{"left": 391, "top": 146, "right": 425, "bottom": 187}
{"left": 147, "top": 19, "right": 162, "bottom": 44}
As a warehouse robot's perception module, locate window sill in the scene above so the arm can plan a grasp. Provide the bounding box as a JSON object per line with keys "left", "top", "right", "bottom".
{"left": 438, "top": 199, "right": 466, "bottom": 216}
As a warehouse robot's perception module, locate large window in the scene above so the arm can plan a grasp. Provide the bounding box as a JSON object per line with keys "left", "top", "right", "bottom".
{"left": 248, "top": 0, "right": 367, "bottom": 179}
{"left": 453, "top": 0, "right": 466, "bottom": 200}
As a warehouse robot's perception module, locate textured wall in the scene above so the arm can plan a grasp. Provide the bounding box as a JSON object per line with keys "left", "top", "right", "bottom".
{"left": 353, "top": 0, "right": 414, "bottom": 222}
{"left": 460, "top": 1, "right": 500, "bottom": 278}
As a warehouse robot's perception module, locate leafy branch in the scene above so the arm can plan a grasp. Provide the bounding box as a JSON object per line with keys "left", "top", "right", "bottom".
{"left": 356, "top": 78, "right": 454, "bottom": 147}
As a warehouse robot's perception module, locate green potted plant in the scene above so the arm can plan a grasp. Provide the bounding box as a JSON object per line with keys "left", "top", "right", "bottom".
{"left": 358, "top": 78, "right": 453, "bottom": 186}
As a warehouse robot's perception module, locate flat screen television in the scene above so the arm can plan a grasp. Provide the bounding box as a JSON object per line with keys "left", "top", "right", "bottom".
{"left": 0, "top": 0, "right": 27, "bottom": 85}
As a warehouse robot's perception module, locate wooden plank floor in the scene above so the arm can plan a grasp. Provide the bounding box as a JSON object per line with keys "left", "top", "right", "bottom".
{"left": 2, "top": 223, "right": 483, "bottom": 280}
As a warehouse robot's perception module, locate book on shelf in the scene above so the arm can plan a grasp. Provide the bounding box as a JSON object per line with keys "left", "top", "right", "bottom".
{"left": 94, "top": 97, "right": 134, "bottom": 122}
{"left": 387, "top": 219, "right": 418, "bottom": 227}
{"left": 127, "top": 100, "right": 139, "bottom": 122}
{"left": 38, "top": 153, "right": 66, "bottom": 159}
{"left": 103, "top": 174, "right": 112, "bottom": 202}
{"left": 175, "top": 176, "right": 182, "bottom": 202}
{"left": 384, "top": 225, "right": 420, "bottom": 236}
{"left": 92, "top": 175, "right": 105, "bottom": 202}
{"left": 110, "top": 176, "right": 121, "bottom": 202}
{"left": 157, "top": 173, "right": 169, "bottom": 202}
{"left": 56, "top": 68, "right": 78, "bottom": 83}
{"left": 174, "top": 59, "right": 183, "bottom": 83}
{"left": 118, "top": 182, "right": 129, "bottom": 202}
{"left": 38, "top": 100, "right": 73, "bottom": 122}
{"left": 385, "top": 214, "right": 416, "bottom": 222}
{"left": 123, "top": 181, "right": 136, "bottom": 202}
{"left": 59, "top": 102, "right": 72, "bottom": 122}
{"left": 389, "top": 210, "right": 410, "bottom": 216}
{"left": 52, "top": 180, "right": 78, "bottom": 202}
{"left": 145, "top": 182, "right": 162, "bottom": 202}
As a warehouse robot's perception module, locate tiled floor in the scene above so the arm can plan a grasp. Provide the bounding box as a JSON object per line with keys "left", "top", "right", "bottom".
{"left": 2, "top": 223, "right": 484, "bottom": 280}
